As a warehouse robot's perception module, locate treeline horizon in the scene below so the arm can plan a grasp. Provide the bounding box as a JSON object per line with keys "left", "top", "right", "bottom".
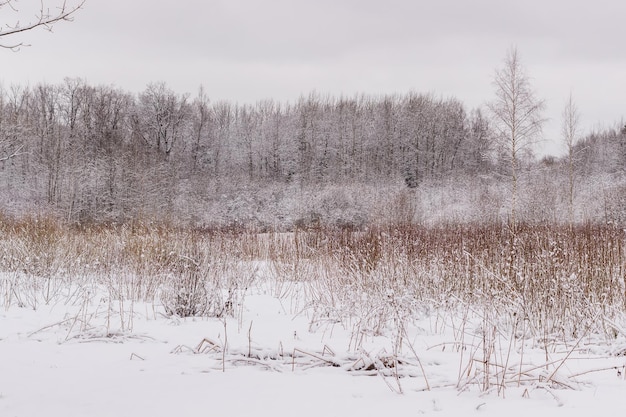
{"left": 0, "top": 78, "right": 625, "bottom": 228}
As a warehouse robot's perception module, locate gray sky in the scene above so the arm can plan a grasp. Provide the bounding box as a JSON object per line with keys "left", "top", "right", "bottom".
{"left": 2, "top": 0, "right": 626, "bottom": 156}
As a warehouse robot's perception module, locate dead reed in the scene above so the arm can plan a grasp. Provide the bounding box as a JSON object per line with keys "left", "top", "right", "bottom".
{"left": 0, "top": 217, "right": 624, "bottom": 343}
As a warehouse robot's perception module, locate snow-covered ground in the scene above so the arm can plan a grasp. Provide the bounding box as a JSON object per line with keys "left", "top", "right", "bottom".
{"left": 1, "top": 272, "right": 626, "bottom": 416}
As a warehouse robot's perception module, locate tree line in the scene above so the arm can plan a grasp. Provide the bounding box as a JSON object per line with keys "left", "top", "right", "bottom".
{"left": 0, "top": 78, "right": 624, "bottom": 228}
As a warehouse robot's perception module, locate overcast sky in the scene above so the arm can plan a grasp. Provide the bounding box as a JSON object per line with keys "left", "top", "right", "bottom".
{"left": 2, "top": 0, "right": 626, "bottom": 156}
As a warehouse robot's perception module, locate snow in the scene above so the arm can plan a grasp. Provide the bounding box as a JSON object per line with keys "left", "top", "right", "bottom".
{"left": 1, "top": 275, "right": 626, "bottom": 416}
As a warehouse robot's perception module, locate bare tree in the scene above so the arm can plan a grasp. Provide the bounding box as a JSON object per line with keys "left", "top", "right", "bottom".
{"left": 488, "top": 46, "right": 545, "bottom": 230}
{"left": 0, "top": 0, "right": 85, "bottom": 50}
{"left": 237, "top": 104, "right": 258, "bottom": 181}
{"left": 0, "top": 84, "right": 29, "bottom": 163}
{"left": 190, "top": 86, "right": 210, "bottom": 173}
{"left": 134, "top": 82, "right": 190, "bottom": 160}
{"left": 561, "top": 92, "right": 580, "bottom": 228}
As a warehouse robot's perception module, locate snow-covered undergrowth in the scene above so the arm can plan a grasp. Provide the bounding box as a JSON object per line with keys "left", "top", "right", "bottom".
{"left": 1, "top": 220, "right": 626, "bottom": 415}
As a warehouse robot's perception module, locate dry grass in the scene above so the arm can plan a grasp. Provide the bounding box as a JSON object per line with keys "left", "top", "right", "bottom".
{"left": 0, "top": 218, "right": 623, "bottom": 328}
{"left": 0, "top": 216, "right": 625, "bottom": 392}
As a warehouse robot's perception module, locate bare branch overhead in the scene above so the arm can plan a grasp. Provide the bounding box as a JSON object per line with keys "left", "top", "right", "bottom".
{"left": 0, "top": 0, "right": 85, "bottom": 50}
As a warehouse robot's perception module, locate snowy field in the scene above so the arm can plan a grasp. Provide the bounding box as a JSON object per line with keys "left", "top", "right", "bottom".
{"left": 2, "top": 269, "right": 626, "bottom": 417}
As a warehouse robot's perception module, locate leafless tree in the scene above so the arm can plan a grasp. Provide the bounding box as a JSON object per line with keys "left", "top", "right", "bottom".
{"left": 488, "top": 46, "right": 545, "bottom": 230}
{"left": 0, "top": 0, "right": 85, "bottom": 50}
{"left": 237, "top": 104, "right": 258, "bottom": 181}
{"left": 135, "top": 82, "right": 190, "bottom": 159}
{"left": 190, "top": 86, "right": 210, "bottom": 173}
{"left": 0, "top": 84, "right": 29, "bottom": 163}
{"left": 561, "top": 92, "right": 580, "bottom": 228}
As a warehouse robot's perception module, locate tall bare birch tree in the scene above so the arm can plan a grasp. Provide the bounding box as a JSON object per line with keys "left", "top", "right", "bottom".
{"left": 488, "top": 46, "right": 545, "bottom": 230}
{"left": 561, "top": 92, "right": 580, "bottom": 228}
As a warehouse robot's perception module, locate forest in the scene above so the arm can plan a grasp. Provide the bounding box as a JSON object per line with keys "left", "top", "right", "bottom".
{"left": 0, "top": 78, "right": 624, "bottom": 228}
